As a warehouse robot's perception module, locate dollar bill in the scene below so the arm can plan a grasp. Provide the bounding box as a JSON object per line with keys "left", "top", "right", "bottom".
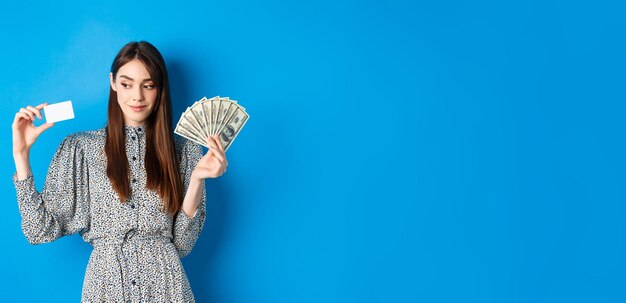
{"left": 174, "top": 95, "right": 249, "bottom": 151}
{"left": 175, "top": 113, "right": 207, "bottom": 147}
{"left": 218, "top": 107, "right": 249, "bottom": 151}
{"left": 190, "top": 101, "right": 209, "bottom": 141}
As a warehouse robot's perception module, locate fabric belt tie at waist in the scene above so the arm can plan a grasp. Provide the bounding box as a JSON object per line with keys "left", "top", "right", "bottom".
{"left": 91, "top": 231, "right": 172, "bottom": 248}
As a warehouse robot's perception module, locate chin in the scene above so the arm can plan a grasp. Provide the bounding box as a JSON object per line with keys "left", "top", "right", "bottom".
{"left": 123, "top": 113, "right": 148, "bottom": 123}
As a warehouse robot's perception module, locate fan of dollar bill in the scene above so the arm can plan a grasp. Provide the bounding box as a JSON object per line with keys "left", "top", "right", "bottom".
{"left": 174, "top": 96, "right": 249, "bottom": 151}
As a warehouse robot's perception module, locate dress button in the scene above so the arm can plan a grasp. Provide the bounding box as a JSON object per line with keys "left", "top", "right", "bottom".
{"left": 132, "top": 156, "right": 137, "bottom": 161}
{"left": 131, "top": 204, "right": 136, "bottom": 209}
{"left": 132, "top": 178, "right": 137, "bottom": 183}
{"left": 131, "top": 136, "right": 136, "bottom": 140}
{"left": 131, "top": 280, "right": 136, "bottom": 285}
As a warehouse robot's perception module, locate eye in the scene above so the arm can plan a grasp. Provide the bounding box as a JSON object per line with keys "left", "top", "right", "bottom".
{"left": 143, "top": 84, "right": 155, "bottom": 90}
{"left": 121, "top": 83, "right": 131, "bottom": 88}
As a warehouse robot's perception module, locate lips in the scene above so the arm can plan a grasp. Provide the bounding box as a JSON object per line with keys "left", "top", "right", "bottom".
{"left": 129, "top": 105, "right": 147, "bottom": 112}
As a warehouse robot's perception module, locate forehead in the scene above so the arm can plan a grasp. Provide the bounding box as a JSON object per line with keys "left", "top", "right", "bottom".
{"left": 117, "top": 59, "right": 152, "bottom": 80}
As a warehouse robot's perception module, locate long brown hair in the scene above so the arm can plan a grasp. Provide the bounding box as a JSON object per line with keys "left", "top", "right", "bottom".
{"left": 105, "top": 41, "right": 183, "bottom": 215}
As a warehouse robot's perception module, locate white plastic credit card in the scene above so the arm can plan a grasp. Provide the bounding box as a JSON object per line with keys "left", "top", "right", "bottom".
{"left": 44, "top": 100, "right": 75, "bottom": 123}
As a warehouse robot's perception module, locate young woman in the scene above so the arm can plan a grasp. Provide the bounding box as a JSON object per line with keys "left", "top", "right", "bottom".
{"left": 11, "top": 41, "right": 227, "bottom": 302}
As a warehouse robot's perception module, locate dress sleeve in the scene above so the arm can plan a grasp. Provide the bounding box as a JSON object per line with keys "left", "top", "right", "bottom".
{"left": 173, "top": 139, "right": 207, "bottom": 258}
{"left": 12, "top": 134, "right": 91, "bottom": 245}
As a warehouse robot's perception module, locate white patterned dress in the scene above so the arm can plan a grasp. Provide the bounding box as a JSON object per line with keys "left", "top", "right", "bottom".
{"left": 12, "top": 125, "right": 206, "bottom": 302}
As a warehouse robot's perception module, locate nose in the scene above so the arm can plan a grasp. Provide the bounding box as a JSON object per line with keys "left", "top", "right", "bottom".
{"left": 132, "top": 86, "right": 144, "bottom": 102}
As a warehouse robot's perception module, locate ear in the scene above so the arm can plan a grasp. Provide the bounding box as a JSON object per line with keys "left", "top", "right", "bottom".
{"left": 109, "top": 72, "right": 117, "bottom": 92}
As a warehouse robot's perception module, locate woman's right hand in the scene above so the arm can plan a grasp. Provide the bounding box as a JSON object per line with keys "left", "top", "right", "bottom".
{"left": 12, "top": 103, "right": 55, "bottom": 154}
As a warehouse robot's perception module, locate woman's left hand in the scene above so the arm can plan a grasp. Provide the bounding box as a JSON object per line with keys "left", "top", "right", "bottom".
{"left": 192, "top": 135, "right": 228, "bottom": 180}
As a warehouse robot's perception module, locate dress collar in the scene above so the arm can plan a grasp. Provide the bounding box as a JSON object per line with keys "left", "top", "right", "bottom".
{"left": 124, "top": 125, "right": 145, "bottom": 135}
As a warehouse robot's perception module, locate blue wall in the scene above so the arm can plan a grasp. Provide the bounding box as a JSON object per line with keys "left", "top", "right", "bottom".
{"left": 1, "top": 0, "right": 625, "bottom": 302}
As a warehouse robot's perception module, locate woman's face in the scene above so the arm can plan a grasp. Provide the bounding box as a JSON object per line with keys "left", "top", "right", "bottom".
{"left": 109, "top": 59, "right": 158, "bottom": 127}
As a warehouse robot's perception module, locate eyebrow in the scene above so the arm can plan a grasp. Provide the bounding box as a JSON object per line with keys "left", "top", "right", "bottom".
{"left": 119, "top": 75, "right": 153, "bottom": 82}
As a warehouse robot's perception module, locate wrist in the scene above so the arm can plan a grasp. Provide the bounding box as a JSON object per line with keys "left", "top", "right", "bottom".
{"left": 13, "top": 149, "right": 30, "bottom": 160}
{"left": 190, "top": 174, "right": 203, "bottom": 183}
{"left": 13, "top": 149, "right": 32, "bottom": 181}
{"left": 190, "top": 168, "right": 207, "bottom": 182}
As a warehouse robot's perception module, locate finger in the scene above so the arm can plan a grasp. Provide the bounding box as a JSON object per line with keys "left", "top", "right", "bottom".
{"left": 35, "top": 102, "right": 48, "bottom": 110}
{"left": 221, "top": 152, "right": 228, "bottom": 168}
{"left": 205, "top": 149, "right": 222, "bottom": 163}
{"left": 209, "top": 138, "right": 221, "bottom": 153}
{"left": 26, "top": 105, "right": 43, "bottom": 119}
{"left": 207, "top": 136, "right": 220, "bottom": 151}
{"left": 14, "top": 112, "right": 30, "bottom": 124}
{"left": 208, "top": 148, "right": 224, "bottom": 164}
{"left": 208, "top": 140, "right": 226, "bottom": 162}
{"left": 213, "top": 137, "right": 228, "bottom": 167}
{"left": 13, "top": 113, "right": 26, "bottom": 128}
{"left": 213, "top": 135, "right": 225, "bottom": 153}
{"left": 211, "top": 148, "right": 226, "bottom": 164}
{"left": 204, "top": 149, "right": 218, "bottom": 162}
{"left": 205, "top": 138, "right": 218, "bottom": 153}
{"left": 19, "top": 108, "right": 35, "bottom": 120}
{"left": 23, "top": 106, "right": 40, "bottom": 118}
{"left": 36, "top": 122, "right": 54, "bottom": 134}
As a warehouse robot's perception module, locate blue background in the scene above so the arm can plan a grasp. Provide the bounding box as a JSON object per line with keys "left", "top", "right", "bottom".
{"left": 1, "top": 0, "right": 625, "bottom": 302}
